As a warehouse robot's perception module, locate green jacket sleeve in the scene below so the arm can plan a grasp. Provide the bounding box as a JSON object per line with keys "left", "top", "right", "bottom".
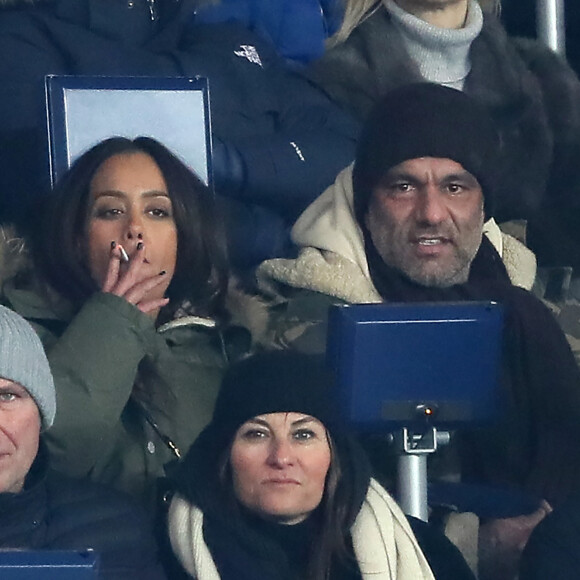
{"left": 43, "top": 292, "right": 157, "bottom": 478}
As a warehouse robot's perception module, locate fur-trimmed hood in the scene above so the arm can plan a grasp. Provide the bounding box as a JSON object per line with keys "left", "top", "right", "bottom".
{"left": 0, "top": 226, "right": 30, "bottom": 289}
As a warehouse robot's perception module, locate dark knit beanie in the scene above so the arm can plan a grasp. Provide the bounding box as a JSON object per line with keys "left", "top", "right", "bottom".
{"left": 353, "top": 83, "right": 501, "bottom": 221}
{"left": 211, "top": 351, "right": 340, "bottom": 438}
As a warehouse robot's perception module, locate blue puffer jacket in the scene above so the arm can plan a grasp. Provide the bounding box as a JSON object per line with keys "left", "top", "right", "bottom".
{"left": 193, "top": 0, "right": 343, "bottom": 64}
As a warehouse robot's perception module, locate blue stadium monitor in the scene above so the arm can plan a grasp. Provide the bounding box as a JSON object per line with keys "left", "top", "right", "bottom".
{"left": 327, "top": 301, "right": 504, "bottom": 431}
{"left": 45, "top": 75, "right": 212, "bottom": 187}
{"left": 0, "top": 550, "right": 99, "bottom": 579}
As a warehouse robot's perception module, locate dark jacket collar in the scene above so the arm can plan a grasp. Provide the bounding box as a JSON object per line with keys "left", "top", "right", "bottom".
{"left": 0, "top": 441, "right": 49, "bottom": 548}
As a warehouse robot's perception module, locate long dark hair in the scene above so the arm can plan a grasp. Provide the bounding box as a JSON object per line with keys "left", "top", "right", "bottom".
{"left": 32, "top": 136, "right": 229, "bottom": 321}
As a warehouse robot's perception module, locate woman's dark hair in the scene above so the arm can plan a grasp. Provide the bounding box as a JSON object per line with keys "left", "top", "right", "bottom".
{"left": 33, "top": 136, "right": 229, "bottom": 320}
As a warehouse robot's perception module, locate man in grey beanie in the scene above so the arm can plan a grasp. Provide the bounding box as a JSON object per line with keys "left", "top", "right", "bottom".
{"left": 0, "top": 304, "right": 56, "bottom": 494}
{"left": 0, "top": 305, "right": 166, "bottom": 579}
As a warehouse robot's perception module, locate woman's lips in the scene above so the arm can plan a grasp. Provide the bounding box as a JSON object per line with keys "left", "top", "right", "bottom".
{"left": 263, "top": 478, "right": 300, "bottom": 485}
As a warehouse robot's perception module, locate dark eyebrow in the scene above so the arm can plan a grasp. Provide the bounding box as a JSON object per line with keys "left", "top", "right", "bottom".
{"left": 440, "top": 171, "right": 480, "bottom": 186}
{"left": 92, "top": 190, "right": 170, "bottom": 199}
{"left": 291, "top": 416, "right": 320, "bottom": 428}
{"left": 243, "top": 415, "right": 320, "bottom": 428}
{"left": 244, "top": 418, "right": 271, "bottom": 428}
{"left": 0, "top": 382, "right": 29, "bottom": 395}
{"left": 381, "top": 171, "right": 422, "bottom": 185}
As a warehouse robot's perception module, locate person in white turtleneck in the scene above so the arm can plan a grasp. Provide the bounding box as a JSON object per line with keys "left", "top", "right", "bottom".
{"left": 307, "top": 0, "right": 580, "bottom": 278}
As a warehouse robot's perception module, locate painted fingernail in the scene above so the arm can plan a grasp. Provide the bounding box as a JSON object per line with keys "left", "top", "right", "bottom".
{"left": 110, "top": 241, "right": 116, "bottom": 249}
{"left": 159, "top": 270, "right": 166, "bottom": 276}
{"left": 137, "top": 242, "right": 144, "bottom": 250}
{"left": 119, "top": 246, "right": 130, "bottom": 263}
{"left": 137, "top": 233, "right": 143, "bottom": 240}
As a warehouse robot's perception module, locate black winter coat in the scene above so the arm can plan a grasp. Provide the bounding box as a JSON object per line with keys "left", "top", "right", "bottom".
{"left": 0, "top": 445, "right": 166, "bottom": 580}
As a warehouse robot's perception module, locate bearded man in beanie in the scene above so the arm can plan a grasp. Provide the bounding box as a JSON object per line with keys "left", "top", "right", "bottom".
{"left": 0, "top": 305, "right": 165, "bottom": 579}
{"left": 256, "top": 83, "right": 580, "bottom": 579}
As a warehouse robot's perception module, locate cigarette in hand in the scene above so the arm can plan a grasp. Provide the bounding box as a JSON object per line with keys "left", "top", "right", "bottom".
{"left": 119, "top": 246, "right": 130, "bottom": 263}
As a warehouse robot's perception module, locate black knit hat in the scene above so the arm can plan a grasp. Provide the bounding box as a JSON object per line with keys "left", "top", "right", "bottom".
{"left": 178, "top": 351, "right": 342, "bottom": 488}
{"left": 353, "top": 83, "right": 501, "bottom": 221}
{"left": 211, "top": 351, "right": 340, "bottom": 434}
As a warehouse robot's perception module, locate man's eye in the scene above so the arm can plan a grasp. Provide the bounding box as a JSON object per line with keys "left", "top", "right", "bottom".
{"left": 446, "top": 184, "right": 464, "bottom": 194}
{"left": 386, "top": 182, "right": 414, "bottom": 195}
{"left": 0, "top": 393, "right": 17, "bottom": 403}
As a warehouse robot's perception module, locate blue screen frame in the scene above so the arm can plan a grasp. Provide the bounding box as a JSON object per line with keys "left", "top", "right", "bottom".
{"left": 45, "top": 75, "right": 213, "bottom": 187}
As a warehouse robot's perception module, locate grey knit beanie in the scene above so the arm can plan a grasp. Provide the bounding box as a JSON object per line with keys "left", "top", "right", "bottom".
{"left": 0, "top": 305, "right": 55, "bottom": 430}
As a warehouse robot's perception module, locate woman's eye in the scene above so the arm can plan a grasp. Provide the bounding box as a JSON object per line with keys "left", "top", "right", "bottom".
{"left": 293, "top": 429, "right": 316, "bottom": 441}
{"left": 241, "top": 429, "right": 268, "bottom": 440}
{"left": 93, "top": 206, "right": 123, "bottom": 219}
{"left": 148, "top": 207, "right": 172, "bottom": 218}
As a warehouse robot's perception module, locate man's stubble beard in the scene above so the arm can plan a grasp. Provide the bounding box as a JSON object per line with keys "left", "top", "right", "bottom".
{"left": 367, "top": 209, "right": 484, "bottom": 289}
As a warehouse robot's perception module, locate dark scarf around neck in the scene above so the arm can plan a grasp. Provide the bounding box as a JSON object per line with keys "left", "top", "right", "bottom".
{"left": 365, "top": 233, "right": 580, "bottom": 505}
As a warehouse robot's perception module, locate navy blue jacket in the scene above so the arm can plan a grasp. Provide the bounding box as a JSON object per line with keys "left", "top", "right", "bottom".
{"left": 193, "top": 0, "right": 343, "bottom": 65}
{"left": 0, "top": 0, "right": 358, "bottom": 265}
{"left": 0, "top": 445, "right": 165, "bottom": 580}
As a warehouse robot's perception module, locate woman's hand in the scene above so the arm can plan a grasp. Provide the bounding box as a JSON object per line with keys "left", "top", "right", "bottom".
{"left": 101, "top": 242, "right": 169, "bottom": 315}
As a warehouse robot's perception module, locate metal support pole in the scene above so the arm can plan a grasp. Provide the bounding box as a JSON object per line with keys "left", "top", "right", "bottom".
{"left": 397, "top": 453, "right": 429, "bottom": 521}
{"left": 390, "top": 427, "right": 450, "bottom": 522}
{"left": 537, "top": 0, "right": 566, "bottom": 55}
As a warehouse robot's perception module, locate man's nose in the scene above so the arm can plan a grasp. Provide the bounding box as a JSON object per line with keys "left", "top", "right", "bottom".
{"left": 414, "top": 186, "right": 447, "bottom": 224}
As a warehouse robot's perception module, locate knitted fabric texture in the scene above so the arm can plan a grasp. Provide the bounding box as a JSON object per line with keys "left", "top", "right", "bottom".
{"left": 0, "top": 305, "right": 55, "bottom": 429}
{"left": 210, "top": 350, "right": 339, "bottom": 436}
{"left": 352, "top": 82, "right": 500, "bottom": 221}
{"left": 384, "top": 0, "right": 483, "bottom": 90}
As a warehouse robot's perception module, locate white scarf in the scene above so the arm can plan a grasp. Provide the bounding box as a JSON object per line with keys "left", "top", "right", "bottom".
{"left": 168, "top": 477, "right": 435, "bottom": 580}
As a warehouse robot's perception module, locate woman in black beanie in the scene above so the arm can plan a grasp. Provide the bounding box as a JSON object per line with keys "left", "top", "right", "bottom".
{"left": 167, "top": 351, "right": 474, "bottom": 580}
